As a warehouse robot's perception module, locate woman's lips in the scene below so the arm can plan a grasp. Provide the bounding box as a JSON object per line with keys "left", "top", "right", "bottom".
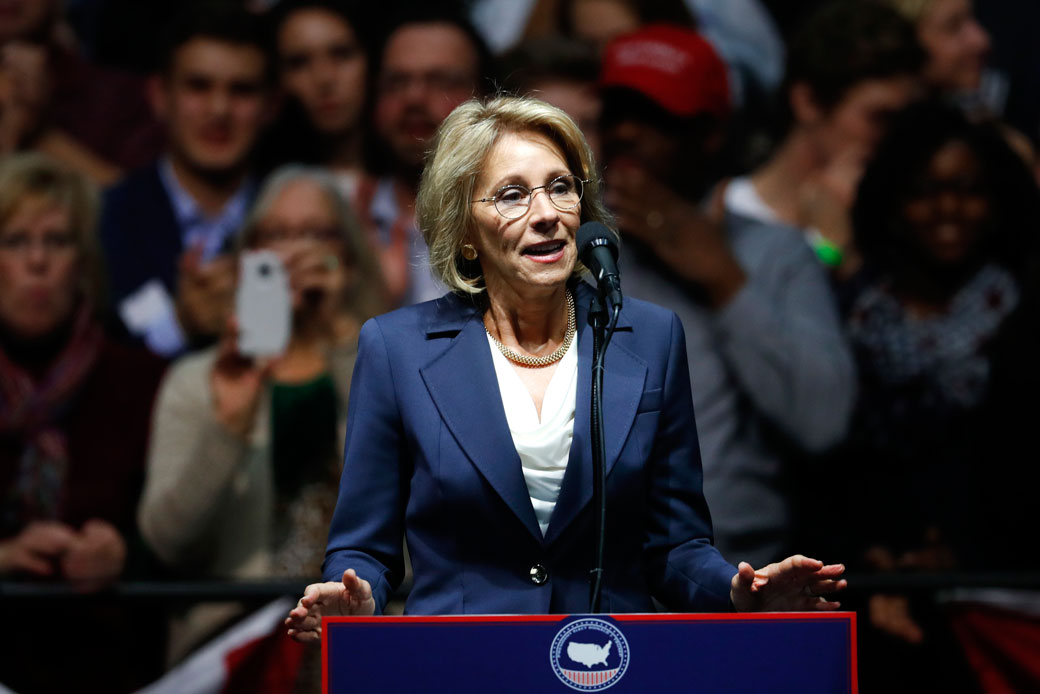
{"left": 523, "top": 241, "right": 566, "bottom": 263}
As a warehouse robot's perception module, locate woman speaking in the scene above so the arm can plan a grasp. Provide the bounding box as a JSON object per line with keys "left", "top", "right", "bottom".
{"left": 287, "top": 96, "right": 844, "bottom": 636}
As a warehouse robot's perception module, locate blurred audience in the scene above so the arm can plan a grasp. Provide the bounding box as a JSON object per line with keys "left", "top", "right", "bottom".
{"left": 598, "top": 24, "right": 856, "bottom": 568}
{"left": 0, "top": 152, "right": 165, "bottom": 692}
{"left": 0, "top": 0, "right": 1038, "bottom": 688}
{"left": 726, "top": 1, "right": 923, "bottom": 279}
{"left": 836, "top": 101, "right": 1040, "bottom": 692}
{"left": 882, "top": 0, "right": 1039, "bottom": 174}
{"left": 358, "top": 7, "right": 492, "bottom": 305}
{"left": 556, "top": 0, "right": 695, "bottom": 50}
{"left": 500, "top": 37, "right": 602, "bottom": 161}
{"left": 0, "top": 0, "right": 164, "bottom": 186}
{"left": 884, "top": 0, "right": 990, "bottom": 97}
{"left": 261, "top": 0, "right": 373, "bottom": 198}
{"left": 98, "top": 4, "right": 274, "bottom": 359}
{"left": 138, "top": 165, "right": 384, "bottom": 661}
{"left": 485, "top": 0, "right": 784, "bottom": 113}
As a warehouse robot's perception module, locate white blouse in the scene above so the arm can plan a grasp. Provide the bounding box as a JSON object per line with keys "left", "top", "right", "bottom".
{"left": 487, "top": 333, "right": 578, "bottom": 536}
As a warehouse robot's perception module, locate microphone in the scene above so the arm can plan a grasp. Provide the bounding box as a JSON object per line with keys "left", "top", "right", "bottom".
{"left": 577, "top": 222, "right": 623, "bottom": 310}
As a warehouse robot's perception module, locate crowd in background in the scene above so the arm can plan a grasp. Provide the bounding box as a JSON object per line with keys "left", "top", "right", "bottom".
{"left": 0, "top": 0, "right": 1037, "bottom": 691}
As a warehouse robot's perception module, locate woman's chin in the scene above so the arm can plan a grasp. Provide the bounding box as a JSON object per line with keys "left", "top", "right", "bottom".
{"left": 4, "top": 316, "right": 67, "bottom": 341}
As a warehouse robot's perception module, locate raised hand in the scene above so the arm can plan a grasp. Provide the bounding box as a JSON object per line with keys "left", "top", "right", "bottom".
{"left": 282, "top": 246, "right": 350, "bottom": 338}
{"left": 285, "top": 569, "right": 376, "bottom": 643}
{"left": 176, "top": 246, "right": 236, "bottom": 342}
{"left": 605, "top": 162, "right": 746, "bottom": 307}
{"left": 730, "top": 554, "right": 846, "bottom": 612}
{"left": 211, "top": 317, "right": 270, "bottom": 439}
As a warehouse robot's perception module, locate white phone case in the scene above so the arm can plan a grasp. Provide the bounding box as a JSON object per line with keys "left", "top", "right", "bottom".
{"left": 236, "top": 250, "right": 291, "bottom": 357}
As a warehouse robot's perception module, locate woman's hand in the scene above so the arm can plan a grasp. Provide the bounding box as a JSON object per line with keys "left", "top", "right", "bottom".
{"left": 59, "top": 519, "right": 127, "bottom": 591}
{"left": 0, "top": 520, "right": 126, "bottom": 591}
{"left": 285, "top": 569, "right": 375, "bottom": 643}
{"left": 0, "top": 521, "right": 76, "bottom": 576}
{"left": 730, "top": 555, "right": 846, "bottom": 612}
{"left": 176, "top": 245, "right": 236, "bottom": 342}
{"left": 284, "top": 246, "right": 349, "bottom": 335}
{"left": 211, "top": 318, "right": 270, "bottom": 439}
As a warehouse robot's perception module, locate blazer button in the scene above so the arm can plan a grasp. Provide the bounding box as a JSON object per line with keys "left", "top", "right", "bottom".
{"left": 529, "top": 564, "right": 549, "bottom": 585}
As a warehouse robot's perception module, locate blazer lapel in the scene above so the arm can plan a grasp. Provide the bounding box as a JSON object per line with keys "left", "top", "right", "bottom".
{"left": 544, "top": 283, "right": 647, "bottom": 545}
{"left": 420, "top": 299, "right": 543, "bottom": 542}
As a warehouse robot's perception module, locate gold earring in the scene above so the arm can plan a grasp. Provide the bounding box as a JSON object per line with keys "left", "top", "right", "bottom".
{"left": 461, "top": 244, "right": 478, "bottom": 260}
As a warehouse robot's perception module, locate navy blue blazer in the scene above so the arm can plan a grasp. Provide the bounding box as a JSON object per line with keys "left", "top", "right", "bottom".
{"left": 323, "top": 280, "right": 738, "bottom": 614}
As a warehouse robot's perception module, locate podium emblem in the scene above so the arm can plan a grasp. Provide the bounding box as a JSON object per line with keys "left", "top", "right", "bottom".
{"left": 550, "top": 617, "right": 630, "bottom": 691}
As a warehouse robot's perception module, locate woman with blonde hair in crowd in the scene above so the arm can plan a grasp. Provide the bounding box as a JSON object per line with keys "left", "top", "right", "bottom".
{"left": 0, "top": 152, "right": 166, "bottom": 691}
{"left": 138, "top": 164, "right": 386, "bottom": 661}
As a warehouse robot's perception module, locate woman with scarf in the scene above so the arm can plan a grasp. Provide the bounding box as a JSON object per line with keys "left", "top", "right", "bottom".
{"left": 0, "top": 153, "right": 166, "bottom": 691}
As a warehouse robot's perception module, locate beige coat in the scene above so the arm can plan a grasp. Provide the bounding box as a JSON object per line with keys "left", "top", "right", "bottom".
{"left": 138, "top": 342, "right": 356, "bottom": 661}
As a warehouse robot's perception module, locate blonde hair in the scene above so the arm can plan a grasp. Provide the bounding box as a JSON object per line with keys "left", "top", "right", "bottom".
{"left": 416, "top": 94, "right": 615, "bottom": 296}
{"left": 0, "top": 152, "right": 103, "bottom": 305}
{"left": 239, "top": 164, "right": 388, "bottom": 322}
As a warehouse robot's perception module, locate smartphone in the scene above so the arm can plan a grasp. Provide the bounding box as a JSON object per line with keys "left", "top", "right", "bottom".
{"left": 236, "top": 250, "right": 291, "bottom": 357}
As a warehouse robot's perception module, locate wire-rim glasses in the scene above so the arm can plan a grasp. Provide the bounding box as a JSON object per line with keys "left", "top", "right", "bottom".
{"left": 472, "top": 174, "right": 587, "bottom": 219}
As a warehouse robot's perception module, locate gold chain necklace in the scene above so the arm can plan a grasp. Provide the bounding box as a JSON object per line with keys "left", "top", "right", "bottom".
{"left": 485, "top": 291, "right": 576, "bottom": 368}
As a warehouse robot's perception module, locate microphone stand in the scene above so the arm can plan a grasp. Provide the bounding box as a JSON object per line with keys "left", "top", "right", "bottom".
{"left": 587, "top": 293, "right": 620, "bottom": 613}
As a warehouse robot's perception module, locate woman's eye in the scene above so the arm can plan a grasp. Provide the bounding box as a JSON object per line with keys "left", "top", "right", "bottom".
{"left": 498, "top": 188, "right": 527, "bottom": 204}
{"left": 549, "top": 180, "right": 572, "bottom": 195}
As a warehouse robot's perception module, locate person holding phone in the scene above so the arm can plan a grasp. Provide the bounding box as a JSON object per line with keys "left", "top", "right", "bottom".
{"left": 137, "top": 164, "right": 387, "bottom": 660}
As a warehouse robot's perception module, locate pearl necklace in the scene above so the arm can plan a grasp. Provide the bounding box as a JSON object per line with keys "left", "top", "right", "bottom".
{"left": 485, "top": 291, "right": 576, "bottom": 368}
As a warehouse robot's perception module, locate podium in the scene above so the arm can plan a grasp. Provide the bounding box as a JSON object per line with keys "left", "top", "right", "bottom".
{"left": 322, "top": 612, "right": 857, "bottom": 693}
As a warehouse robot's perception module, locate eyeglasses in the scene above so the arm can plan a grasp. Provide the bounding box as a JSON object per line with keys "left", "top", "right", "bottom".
{"left": 472, "top": 174, "right": 587, "bottom": 219}
{"left": 254, "top": 226, "right": 342, "bottom": 244}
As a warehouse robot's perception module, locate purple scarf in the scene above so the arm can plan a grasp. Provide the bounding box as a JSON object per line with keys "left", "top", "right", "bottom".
{"left": 0, "top": 305, "right": 104, "bottom": 532}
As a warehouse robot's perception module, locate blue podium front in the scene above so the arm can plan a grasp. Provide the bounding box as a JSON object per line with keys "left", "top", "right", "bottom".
{"left": 323, "top": 612, "right": 857, "bottom": 693}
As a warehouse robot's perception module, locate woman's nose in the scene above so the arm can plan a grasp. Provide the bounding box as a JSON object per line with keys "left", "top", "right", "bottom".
{"left": 526, "top": 188, "right": 560, "bottom": 230}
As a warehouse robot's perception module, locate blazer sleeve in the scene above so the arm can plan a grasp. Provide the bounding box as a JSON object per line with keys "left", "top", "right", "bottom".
{"left": 643, "top": 312, "right": 738, "bottom": 611}
{"left": 323, "top": 318, "right": 408, "bottom": 614}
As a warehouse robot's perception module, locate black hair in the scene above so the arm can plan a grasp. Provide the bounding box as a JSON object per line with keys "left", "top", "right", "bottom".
{"left": 499, "top": 37, "right": 600, "bottom": 95}
{"left": 371, "top": 2, "right": 496, "bottom": 94}
{"left": 852, "top": 100, "right": 1040, "bottom": 281}
{"left": 156, "top": 1, "right": 274, "bottom": 84}
{"left": 557, "top": 0, "right": 697, "bottom": 37}
{"left": 782, "top": 1, "right": 923, "bottom": 117}
{"left": 362, "top": 2, "right": 497, "bottom": 177}
{"left": 256, "top": 0, "right": 375, "bottom": 173}
{"left": 268, "top": 0, "right": 375, "bottom": 59}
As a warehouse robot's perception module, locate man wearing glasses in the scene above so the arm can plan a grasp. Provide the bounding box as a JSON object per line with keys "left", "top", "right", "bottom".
{"left": 358, "top": 8, "right": 493, "bottom": 307}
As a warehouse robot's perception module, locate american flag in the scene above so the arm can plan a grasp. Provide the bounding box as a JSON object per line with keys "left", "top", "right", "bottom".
{"left": 561, "top": 668, "right": 620, "bottom": 686}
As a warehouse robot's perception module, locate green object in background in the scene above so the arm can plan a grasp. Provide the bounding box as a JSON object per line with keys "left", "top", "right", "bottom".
{"left": 806, "top": 228, "right": 844, "bottom": 268}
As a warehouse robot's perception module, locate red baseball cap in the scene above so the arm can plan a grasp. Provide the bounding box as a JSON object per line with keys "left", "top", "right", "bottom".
{"left": 600, "top": 24, "right": 730, "bottom": 120}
